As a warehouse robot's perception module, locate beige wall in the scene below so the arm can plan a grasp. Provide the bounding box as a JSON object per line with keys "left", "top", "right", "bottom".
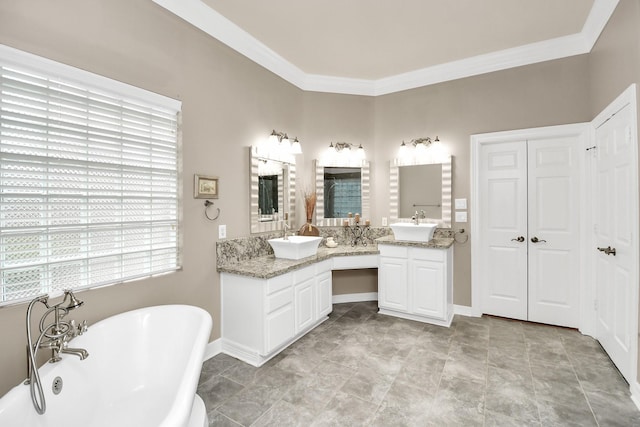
{"left": 1, "top": 0, "right": 638, "bottom": 397}
{"left": 372, "top": 56, "right": 592, "bottom": 306}
{"left": 0, "top": 0, "right": 307, "bottom": 395}
{"left": 332, "top": 270, "right": 378, "bottom": 296}
{"left": 587, "top": 0, "right": 640, "bottom": 384}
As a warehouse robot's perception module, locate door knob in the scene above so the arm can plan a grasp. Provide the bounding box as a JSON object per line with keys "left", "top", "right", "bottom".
{"left": 531, "top": 237, "right": 547, "bottom": 243}
{"left": 511, "top": 236, "right": 525, "bottom": 242}
{"left": 597, "top": 246, "right": 616, "bottom": 256}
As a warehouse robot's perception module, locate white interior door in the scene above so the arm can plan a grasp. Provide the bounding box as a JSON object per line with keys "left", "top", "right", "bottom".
{"left": 479, "top": 140, "right": 528, "bottom": 321}
{"left": 594, "top": 103, "right": 636, "bottom": 382}
{"left": 527, "top": 137, "right": 581, "bottom": 327}
{"left": 476, "top": 126, "right": 583, "bottom": 327}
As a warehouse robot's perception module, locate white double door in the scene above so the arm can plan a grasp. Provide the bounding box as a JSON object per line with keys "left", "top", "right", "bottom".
{"left": 478, "top": 126, "right": 584, "bottom": 328}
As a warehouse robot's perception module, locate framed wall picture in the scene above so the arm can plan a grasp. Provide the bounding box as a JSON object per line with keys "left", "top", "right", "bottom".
{"left": 194, "top": 174, "right": 219, "bottom": 199}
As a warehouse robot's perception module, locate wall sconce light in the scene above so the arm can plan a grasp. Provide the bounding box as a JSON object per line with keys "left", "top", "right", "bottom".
{"left": 269, "top": 130, "right": 302, "bottom": 155}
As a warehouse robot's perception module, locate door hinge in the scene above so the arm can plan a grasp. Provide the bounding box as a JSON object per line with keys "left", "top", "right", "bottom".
{"left": 594, "top": 299, "right": 598, "bottom": 311}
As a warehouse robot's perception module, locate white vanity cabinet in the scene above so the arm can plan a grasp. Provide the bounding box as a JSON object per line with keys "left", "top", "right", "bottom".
{"left": 378, "top": 244, "right": 453, "bottom": 327}
{"left": 221, "top": 259, "right": 332, "bottom": 366}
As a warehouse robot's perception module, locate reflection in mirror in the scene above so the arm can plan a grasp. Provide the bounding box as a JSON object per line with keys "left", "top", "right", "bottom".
{"left": 323, "top": 167, "right": 361, "bottom": 218}
{"left": 399, "top": 164, "right": 442, "bottom": 218}
{"left": 250, "top": 146, "right": 295, "bottom": 233}
{"left": 258, "top": 174, "right": 279, "bottom": 220}
{"left": 390, "top": 156, "right": 452, "bottom": 227}
{"left": 314, "top": 160, "right": 370, "bottom": 227}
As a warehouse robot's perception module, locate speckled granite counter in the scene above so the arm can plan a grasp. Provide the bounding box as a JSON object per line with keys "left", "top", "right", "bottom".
{"left": 216, "top": 227, "right": 455, "bottom": 279}
{"left": 217, "top": 244, "right": 379, "bottom": 279}
{"left": 375, "top": 235, "right": 454, "bottom": 249}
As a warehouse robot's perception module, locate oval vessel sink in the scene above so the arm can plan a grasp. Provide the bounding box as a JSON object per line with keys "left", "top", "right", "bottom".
{"left": 390, "top": 223, "right": 437, "bottom": 243}
{"left": 268, "top": 235, "right": 323, "bottom": 260}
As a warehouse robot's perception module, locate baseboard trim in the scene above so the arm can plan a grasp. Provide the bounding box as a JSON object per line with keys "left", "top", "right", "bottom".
{"left": 332, "top": 292, "right": 378, "bottom": 304}
{"left": 631, "top": 381, "right": 640, "bottom": 411}
{"left": 453, "top": 304, "right": 476, "bottom": 317}
{"left": 203, "top": 338, "right": 222, "bottom": 361}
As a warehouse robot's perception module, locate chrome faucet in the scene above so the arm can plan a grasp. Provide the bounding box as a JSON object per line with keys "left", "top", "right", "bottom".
{"left": 25, "top": 290, "right": 89, "bottom": 414}
{"left": 412, "top": 210, "right": 426, "bottom": 225}
{"left": 283, "top": 221, "right": 290, "bottom": 240}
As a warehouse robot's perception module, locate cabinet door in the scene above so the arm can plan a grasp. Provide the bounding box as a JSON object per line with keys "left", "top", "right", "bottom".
{"left": 265, "top": 304, "right": 294, "bottom": 354}
{"left": 295, "top": 277, "right": 315, "bottom": 333}
{"left": 316, "top": 270, "right": 332, "bottom": 318}
{"left": 411, "top": 258, "right": 445, "bottom": 319}
{"left": 379, "top": 257, "right": 408, "bottom": 311}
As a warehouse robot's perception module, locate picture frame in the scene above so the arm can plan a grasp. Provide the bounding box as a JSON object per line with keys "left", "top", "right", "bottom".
{"left": 194, "top": 174, "right": 219, "bottom": 199}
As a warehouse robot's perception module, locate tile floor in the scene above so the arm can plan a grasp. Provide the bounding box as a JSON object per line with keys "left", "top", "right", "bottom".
{"left": 198, "top": 302, "right": 640, "bottom": 426}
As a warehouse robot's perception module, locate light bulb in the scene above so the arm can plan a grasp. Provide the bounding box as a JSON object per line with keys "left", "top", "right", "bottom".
{"left": 280, "top": 134, "right": 291, "bottom": 151}
{"left": 398, "top": 141, "right": 408, "bottom": 158}
{"left": 291, "top": 137, "right": 302, "bottom": 154}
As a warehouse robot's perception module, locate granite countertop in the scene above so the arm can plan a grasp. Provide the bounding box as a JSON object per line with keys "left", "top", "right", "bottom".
{"left": 218, "top": 244, "right": 379, "bottom": 279}
{"left": 375, "top": 235, "right": 455, "bottom": 249}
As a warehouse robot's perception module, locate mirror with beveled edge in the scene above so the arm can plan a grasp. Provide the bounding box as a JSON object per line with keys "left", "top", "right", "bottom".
{"left": 249, "top": 146, "right": 296, "bottom": 234}
{"left": 314, "top": 159, "right": 370, "bottom": 227}
{"left": 390, "top": 156, "right": 452, "bottom": 227}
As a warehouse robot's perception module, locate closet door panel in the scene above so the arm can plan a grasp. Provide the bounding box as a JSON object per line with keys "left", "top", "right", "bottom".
{"left": 527, "top": 138, "right": 580, "bottom": 327}
{"left": 479, "top": 141, "right": 528, "bottom": 320}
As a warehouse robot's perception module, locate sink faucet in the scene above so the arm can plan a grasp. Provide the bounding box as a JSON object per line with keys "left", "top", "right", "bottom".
{"left": 412, "top": 210, "right": 426, "bottom": 225}
{"left": 283, "top": 221, "right": 290, "bottom": 240}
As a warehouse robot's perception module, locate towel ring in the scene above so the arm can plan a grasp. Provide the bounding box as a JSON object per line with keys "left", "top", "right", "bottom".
{"left": 454, "top": 228, "right": 469, "bottom": 244}
{"left": 204, "top": 200, "right": 220, "bottom": 221}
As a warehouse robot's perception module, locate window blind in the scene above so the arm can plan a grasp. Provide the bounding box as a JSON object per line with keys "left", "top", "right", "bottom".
{"left": 0, "top": 53, "right": 181, "bottom": 305}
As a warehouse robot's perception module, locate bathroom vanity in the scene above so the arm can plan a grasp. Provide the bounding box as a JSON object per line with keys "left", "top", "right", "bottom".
{"left": 217, "top": 230, "right": 453, "bottom": 366}
{"left": 219, "top": 244, "right": 378, "bottom": 366}
{"left": 377, "top": 236, "right": 454, "bottom": 327}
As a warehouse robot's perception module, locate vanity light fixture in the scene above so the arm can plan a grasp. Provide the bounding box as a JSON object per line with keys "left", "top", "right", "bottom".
{"left": 268, "top": 130, "right": 302, "bottom": 155}
{"left": 398, "top": 136, "right": 445, "bottom": 163}
{"left": 327, "top": 142, "right": 365, "bottom": 158}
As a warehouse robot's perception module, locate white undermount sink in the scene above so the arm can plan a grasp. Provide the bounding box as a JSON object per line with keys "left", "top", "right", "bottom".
{"left": 390, "top": 222, "right": 438, "bottom": 243}
{"left": 268, "top": 235, "right": 323, "bottom": 260}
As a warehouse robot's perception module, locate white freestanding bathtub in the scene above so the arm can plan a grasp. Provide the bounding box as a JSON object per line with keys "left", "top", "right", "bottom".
{"left": 0, "top": 304, "right": 212, "bottom": 427}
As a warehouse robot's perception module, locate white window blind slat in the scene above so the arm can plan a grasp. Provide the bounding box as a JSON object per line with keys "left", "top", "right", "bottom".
{"left": 0, "top": 53, "right": 181, "bottom": 305}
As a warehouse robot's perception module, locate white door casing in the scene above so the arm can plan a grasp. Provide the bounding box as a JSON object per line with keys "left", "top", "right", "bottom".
{"left": 592, "top": 84, "right": 639, "bottom": 385}
{"left": 472, "top": 124, "right": 586, "bottom": 328}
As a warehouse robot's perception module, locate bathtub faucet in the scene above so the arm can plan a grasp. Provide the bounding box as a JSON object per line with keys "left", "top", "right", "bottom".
{"left": 25, "top": 290, "right": 89, "bottom": 414}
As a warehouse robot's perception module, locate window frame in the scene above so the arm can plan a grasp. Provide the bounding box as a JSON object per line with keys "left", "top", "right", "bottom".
{"left": 0, "top": 44, "right": 183, "bottom": 306}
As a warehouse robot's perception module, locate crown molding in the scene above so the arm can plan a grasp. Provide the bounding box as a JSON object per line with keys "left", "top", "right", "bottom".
{"left": 153, "top": 0, "right": 618, "bottom": 97}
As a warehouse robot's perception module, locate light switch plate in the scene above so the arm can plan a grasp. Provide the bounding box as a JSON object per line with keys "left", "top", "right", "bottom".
{"left": 218, "top": 224, "right": 227, "bottom": 239}
{"left": 455, "top": 198, "right": 467, "bottom": 210}
{"left": 382, "top": 217, "right": 388, "bottom": 226}
{"left": 455, "top": 211, "right": 468, "bottom": 223}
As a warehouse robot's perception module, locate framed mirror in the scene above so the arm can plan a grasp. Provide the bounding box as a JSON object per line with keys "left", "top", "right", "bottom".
{"left": 314, "top": 159, "right": 370, "bottom": 226}
{"left": 250, "top": 146, "right": 296, "bottom": 233}
{"left": 390, "top": 156, "right": 452, "bottom": 227}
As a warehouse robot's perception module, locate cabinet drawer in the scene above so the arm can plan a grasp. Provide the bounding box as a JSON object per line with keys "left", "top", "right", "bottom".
{"left": 379, "top": 244, "right": 408, "bottom": 258}
{"left": 410, "top": 247, "right": 445, "bottom": 262}
{"left": 266, "top": 287, "right": 293, "bottom": 313}
{"left": 294, "top": 264, "right": 315, "bottom": 282}
{"left": 315, "top": 259, "right": 332, "bottom": 274}
{"left": 267, "top": 273, "right": 292, "bottom": 295}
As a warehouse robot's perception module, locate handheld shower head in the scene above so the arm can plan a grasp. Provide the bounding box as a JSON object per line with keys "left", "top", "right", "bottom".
{"left": 62, "top": 290, "right": 83, "bottom": 311}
